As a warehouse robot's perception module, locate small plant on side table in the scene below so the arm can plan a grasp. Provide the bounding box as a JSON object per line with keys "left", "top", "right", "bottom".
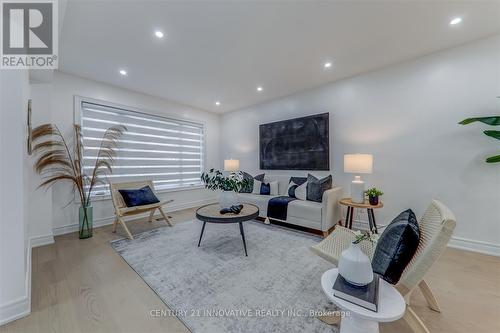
{"left": 365, "top": 187, "right": 383, "bottom": 206}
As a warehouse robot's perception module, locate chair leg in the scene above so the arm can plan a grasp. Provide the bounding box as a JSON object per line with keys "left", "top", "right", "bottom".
{"left": 148, "top": 209, "right": 156, "bottom": 223}
{"left": 403, "top": 306, "right": 430, "bottom": 333}
{"left": 112, "top": 217, "right": 118, "bottom": 233}
{"left": 419, "top": 279, "right": 441, "bottom": 312}
{"left": 158, "top": 207, "right": 173, "bottom": 226}
{"left": 264, "top": 217, "right": 270, "bottom": 225}
{"left": 118, "top": 217, "right": 134, "bottom": 240}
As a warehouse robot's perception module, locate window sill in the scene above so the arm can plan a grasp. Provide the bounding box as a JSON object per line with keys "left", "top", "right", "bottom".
{"left": 84, "top": 184, "right": 207, "bottom": 203}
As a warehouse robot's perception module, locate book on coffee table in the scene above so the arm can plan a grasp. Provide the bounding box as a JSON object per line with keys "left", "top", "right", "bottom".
{"left": 332, "top": 274, "right": 380, "bottom": 312}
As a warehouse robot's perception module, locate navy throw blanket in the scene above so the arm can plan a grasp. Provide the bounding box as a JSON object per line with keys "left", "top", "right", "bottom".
{"left": 267, "top": 196, "right": 297, "bottom": 221}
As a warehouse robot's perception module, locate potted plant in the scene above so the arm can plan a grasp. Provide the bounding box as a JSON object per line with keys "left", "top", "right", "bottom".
{"left": 459, "top": 113, "right": 500, "bottom": 163}
{"left": 365, "top": 187, "right": 383, "bottom": 205}
{"left": 32, "top": 123, "right": 126, "bottom": 239}
{"left": 201, "top": 168, "right": 250, "bottom": 209}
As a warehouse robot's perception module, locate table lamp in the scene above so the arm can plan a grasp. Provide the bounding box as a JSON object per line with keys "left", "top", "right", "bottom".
{"left": 224, "top": 159, "right": 240, "bottom": 172}
{"left": 344, "top": 154, "right": 373, "bottom": 204}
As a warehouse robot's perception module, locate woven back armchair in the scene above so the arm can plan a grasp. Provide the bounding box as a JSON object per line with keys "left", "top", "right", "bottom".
{"left": 110, "top": 180, "right": 173, "bottom": 239}
{"left": 311, "top": 200, "right": 456, "bottom": 333}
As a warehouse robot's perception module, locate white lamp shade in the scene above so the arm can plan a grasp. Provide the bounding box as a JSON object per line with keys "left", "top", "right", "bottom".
{"left": 344, "top": 154, "right": 373, "bottom": 174}
{"left": 224, "top": 159, "right": 240, "bottom": 172}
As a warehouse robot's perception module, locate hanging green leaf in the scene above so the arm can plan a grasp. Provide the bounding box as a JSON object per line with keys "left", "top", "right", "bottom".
{"left": 459, "top": 116, "right": 500, "bottom": 126}
{"left": 484, "top": 130, "right": 500, "bottom": 140}
{"left": 486, "top": 155, "right": 500, "bottom": 163}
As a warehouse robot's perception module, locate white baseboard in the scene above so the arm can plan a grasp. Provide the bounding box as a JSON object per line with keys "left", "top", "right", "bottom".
{"left": 0, "top": 237, "right": 36, "bottom": 326}
{"left": 350, "top": 218, "right": 500, "bottom": 257}
{"left": 448, "top": 236, "right": 500, "bottom": 257}
{"left": 0, "top": 296, "right": 30, "bottom": 326}
{"left": 30, "top": 234, "right": 55, "bottom": 248}
{"left": 53, "top": 198, "right": 217, "bottom": 236}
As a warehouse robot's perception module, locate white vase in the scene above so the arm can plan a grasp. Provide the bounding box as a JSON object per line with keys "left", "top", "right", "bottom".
{"left": 219, "top": 190, "right": 239, "bottom": 209}
{"left": 338, "top": 242, "right": 374, "bottom": 286}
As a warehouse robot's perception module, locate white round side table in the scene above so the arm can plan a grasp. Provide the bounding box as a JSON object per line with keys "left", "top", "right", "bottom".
{"left": 321, "top": 268, "right": 406, "bottom": 333}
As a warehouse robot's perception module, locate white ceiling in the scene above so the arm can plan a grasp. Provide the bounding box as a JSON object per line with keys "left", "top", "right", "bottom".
{"left": 59, "top": 0, "right": 500, "bottom": 113}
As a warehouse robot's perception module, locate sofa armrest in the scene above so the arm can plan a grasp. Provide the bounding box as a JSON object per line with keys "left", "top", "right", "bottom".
{"left": 321, "top": 186, "right": 343, "bottom": 231}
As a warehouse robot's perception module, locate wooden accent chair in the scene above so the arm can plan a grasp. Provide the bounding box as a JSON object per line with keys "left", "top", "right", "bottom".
{"left": 110, "top": 180, "right": 173, "bottom": 239}
{"left": 311, "top": 200, "right": 456, "bottom": 333}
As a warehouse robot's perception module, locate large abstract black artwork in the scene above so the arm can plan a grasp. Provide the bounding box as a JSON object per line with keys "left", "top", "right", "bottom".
{"left": 259, "top": 113, "right": 329, "bottom": 170}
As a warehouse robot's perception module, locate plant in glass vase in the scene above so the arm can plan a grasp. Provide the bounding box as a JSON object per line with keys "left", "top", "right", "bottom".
{"left": 32, "top": 124, "right": 126, "bottom": 239}
{"left": 200, "top": 168, "right": 250, "bottom": 209}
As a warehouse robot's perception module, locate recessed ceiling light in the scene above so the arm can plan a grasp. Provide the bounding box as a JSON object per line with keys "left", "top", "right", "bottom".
{"left": 324, "top": 61, "right": 333, "bottom": 69}
{"left": 155, "top": 30, "right": 165, "bottom": 38}
{"left": 449, "top": 17, "right": 462, "bottom": 25}
{"left": 215, "top": 101, "right": 221, "bottom": 106}
{"left": 119, "top": 69, "right": 127, "bottom": 76}
{"left": 256, "top": 86, "right": 263, "bottom": 92}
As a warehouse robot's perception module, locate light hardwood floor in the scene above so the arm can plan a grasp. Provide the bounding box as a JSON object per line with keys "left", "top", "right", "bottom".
{"left": 1, "top": 207, "right": 499, "bottom": 333}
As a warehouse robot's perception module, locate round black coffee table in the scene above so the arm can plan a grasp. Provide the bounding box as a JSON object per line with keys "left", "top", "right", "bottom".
{"left": 195, "top": 203, "right": 259, "bottom": 256}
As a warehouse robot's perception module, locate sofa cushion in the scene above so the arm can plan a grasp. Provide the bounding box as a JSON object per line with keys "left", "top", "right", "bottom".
{"left": 239, "top": 172, "right": 265, "bottom": 193}
{"left": 306, "top": 174, "right": 332, "bottom": 202}
{"left": 372, "top": 209, "right": 420, "bottom": 285}
{"left": 238, "top": 193, "right": 275, "bottom": 217}
{"left": 287, "top": 199, "right": 322, "bottom": 223}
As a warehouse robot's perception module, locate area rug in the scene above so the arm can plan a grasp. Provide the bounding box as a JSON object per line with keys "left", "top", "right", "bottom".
{"left": 111, "top": 220, "right": 338, "bottom": 333}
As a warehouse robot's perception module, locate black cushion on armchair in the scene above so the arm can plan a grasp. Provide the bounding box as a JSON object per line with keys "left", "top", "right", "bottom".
{"left": 118, "top": 186, "right": 160, "bottom": 207}
{"left": 371, "top": 209, "right": 420, "bottom": 284}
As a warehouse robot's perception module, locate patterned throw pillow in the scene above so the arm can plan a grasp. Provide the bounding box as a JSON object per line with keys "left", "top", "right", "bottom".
{"left": 287, "top": 181, "right": 299, "bottom": 198}
{"left": 295, "top": 181, "right": 308, "bottom": 201}
{"left": 371, "top": 209, "right": 420, "bottom": 284}
{"left": 288, "top": 177, "right": 307, "bottom": 198}
{"left": 240, "top": 172, "right": 265, "bottom": 193}
{"left": 306, "top": 174, "right": 332, "bottom": 202}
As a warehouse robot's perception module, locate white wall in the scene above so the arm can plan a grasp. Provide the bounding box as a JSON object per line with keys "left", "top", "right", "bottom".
{"left": 28, "top": 71, "right": 220, "bottom": 238}
{"left": 27, "top": 83, "right": 54, "bottom": 246}
{"left": 0, "top": 70, "right": 31, "bottom": 324}
{"left": 221, "top": 36, "right": 500, "bottom": 255}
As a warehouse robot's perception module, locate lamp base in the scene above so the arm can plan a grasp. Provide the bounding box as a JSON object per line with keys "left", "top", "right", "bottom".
{"left": 351, "top": 177, "right": 365, "bottom": 204}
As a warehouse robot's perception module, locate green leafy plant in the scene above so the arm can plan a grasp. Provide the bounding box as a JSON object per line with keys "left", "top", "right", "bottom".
{"left": 459, "top": 98, "right": 500, "bottom": 163}
{"left": 353, "top": 230, "right": 379, "bottom": 245}
{"left": 365, "top": 187, "right": 383, "bottom": 198}
{"left": 201, "top": 168, "right": 250, "bottom": 192}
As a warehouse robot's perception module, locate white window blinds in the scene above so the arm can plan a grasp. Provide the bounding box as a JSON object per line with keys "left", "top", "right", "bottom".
{"left": 80, "top": 100, "right": 204, "bottom": 196}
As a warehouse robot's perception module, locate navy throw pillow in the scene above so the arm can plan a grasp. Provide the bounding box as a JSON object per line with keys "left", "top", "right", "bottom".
{"left": 118, "top": 186, "right": 160, "bottom": 207}
{"left": 306, "top": 174, "right": 332, "bottom": 202}
{"left": 289, "top": 177, "right": 307, "bottom": 186}
{"left": 260, "top": 182, "right": 271, "bottom": 195}
{"left": 239, "top": 172, "right": 265, "bottom": 193}
{"left": 288, "top": 184, "right": 299, "bottom": 198}
{"left": 372, "top": 209, "right": 420, "bottom": 284}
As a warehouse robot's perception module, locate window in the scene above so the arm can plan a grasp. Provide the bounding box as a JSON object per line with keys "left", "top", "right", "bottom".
{"left": 78, "top": 98, "right": 204, "bottom": 196}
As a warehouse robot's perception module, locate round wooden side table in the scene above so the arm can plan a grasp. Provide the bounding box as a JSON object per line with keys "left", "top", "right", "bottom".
{"left": 339, "top": 198, "right": 383, "bottom": 233}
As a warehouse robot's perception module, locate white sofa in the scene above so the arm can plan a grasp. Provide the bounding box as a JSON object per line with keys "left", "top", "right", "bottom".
{"left": 237, "top": 175, "right": 343, "bottom": 235}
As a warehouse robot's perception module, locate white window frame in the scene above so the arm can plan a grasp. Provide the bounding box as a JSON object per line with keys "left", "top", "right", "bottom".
{"left": 74, "top": 95, "right": 206, "bottom": 201}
